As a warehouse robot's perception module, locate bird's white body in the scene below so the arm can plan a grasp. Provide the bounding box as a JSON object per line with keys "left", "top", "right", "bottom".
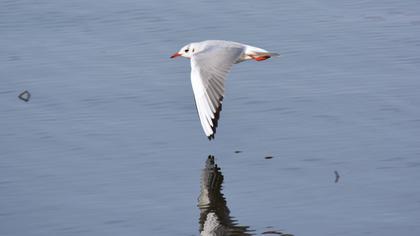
{"left": 177, "top": 40, "right": 273, "bottom": 62}
{"left": 171, "top": 40, "right": 279, "bottom": 140}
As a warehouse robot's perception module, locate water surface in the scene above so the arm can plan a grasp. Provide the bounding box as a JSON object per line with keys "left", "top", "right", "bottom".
{"left": 1, "top": 0, "right": 420, "bottom": 235}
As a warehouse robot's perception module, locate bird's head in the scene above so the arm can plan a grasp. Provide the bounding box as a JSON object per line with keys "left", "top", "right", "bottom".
{"left": 170, "top": 43, "right": 196, "bottom": 59}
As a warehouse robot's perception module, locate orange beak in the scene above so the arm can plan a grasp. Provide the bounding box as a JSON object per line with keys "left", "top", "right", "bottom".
{"left": 170, "top": 52, "right": 181, "bottom": 58}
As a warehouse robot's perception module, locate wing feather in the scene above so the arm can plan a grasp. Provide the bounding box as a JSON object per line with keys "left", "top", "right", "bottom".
{"left": 190, "top": 46, "right": 244, "bottom": 139}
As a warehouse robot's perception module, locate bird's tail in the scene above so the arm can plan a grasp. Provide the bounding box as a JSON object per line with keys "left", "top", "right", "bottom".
{"left": 255, "top": 51, "right": 280, "bottom": 57}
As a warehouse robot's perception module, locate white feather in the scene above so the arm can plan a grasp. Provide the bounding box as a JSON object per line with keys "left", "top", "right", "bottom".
{"left": 190, "top": 43, "right": 244, "bottom": 138}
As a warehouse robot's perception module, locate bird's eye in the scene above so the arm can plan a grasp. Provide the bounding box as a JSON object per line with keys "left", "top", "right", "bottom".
{"left": 184, "top": 49, "right": 189, "bottom": 53}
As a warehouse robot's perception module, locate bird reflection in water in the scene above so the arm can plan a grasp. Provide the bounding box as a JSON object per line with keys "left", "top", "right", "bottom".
{"left": 198, "top": 155, "right": 253, "bottom": 236}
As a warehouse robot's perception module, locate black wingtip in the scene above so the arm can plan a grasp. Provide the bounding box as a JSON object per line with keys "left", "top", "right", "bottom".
{"left": 206, "top": 98, "right": 223, "bottom": 141}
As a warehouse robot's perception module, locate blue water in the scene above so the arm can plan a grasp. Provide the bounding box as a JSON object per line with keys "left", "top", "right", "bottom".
{"left": 1, "top": 0, "right": 420, "bottom": 235}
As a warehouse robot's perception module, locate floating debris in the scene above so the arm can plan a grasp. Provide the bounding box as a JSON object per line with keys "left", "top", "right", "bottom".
{"left": 264, "top": 156, "right": 273, "bottom": 160}
{"left": 334, "top": 170, "right": 340, "bottom": 183}
{"left": 18, "top": 90, "right": 31, "bottom": 102}
{"left": 234, "top": 150, "right": 242, "bottom": 154}
{"left": 262, "top": 230, "right": 293, "bottom": 235}
{"left": 262, "top": 230, "right": 283, "bottom": 235}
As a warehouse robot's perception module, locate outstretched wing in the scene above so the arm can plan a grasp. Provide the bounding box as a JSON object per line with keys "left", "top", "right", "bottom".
{"left": 190, "top": 46, "right": 244, "bottom": 140}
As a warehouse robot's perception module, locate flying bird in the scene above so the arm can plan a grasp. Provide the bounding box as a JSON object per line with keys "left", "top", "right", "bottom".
{"left": 171, "top": 40, "right": 279, "bottom": 140}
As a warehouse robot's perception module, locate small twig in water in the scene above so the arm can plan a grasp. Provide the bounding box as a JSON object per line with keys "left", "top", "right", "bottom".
{"left": 334, "top": 170, "right": 340, "bottom": 183}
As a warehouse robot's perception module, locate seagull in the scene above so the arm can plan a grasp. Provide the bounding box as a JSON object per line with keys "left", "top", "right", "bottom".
{"left": 171, "top": 40, "right": 279, "bottom": 140}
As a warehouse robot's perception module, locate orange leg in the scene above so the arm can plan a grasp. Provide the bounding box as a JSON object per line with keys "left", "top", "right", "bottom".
{"left": 251, "top": 55, "right": 271, "bottom": 61}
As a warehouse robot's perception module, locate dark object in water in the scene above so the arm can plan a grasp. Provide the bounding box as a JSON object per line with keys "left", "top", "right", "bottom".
{"left": 234, "top": 150, "right": 242, "bottom": 154}
{"left": 264, "top": 156, "right": 273, "bottom": 160}
{"left": 334, "top": 170, "right": 340, "bottom": 183}
{"left": 18, "top": 90, "right": 31, "bottom": 102}
{"left": 262, "top": 230, "right": 293, "bottom": 235}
